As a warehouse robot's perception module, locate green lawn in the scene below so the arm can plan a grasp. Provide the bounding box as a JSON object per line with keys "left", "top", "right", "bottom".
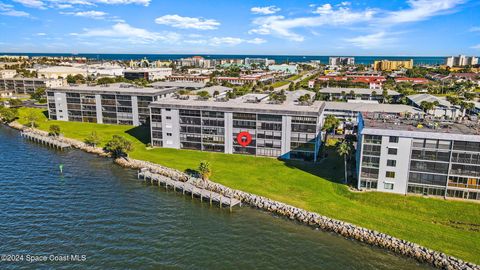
{"left": 270, "top": 81, "right": 290, "bottom": 88}
{"left": 16, "top": 108, "right": 480, "bottom": 264}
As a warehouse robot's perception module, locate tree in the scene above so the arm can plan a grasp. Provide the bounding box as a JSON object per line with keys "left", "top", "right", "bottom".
{"left": 322, "top": 115, "right": 339, "bottom": 133}
{"left": 84, "top": 131, "right": 100, "bottom": 147}
{"left": 0, "top": 107, "right": 18, "bottom": 123}
{"left": 31, "top": 87, "right": 46, "bottom": 102}
{"left": 213, "top": 90, "right": 220, "bottom": 97}
{"left": 104, "top": 135, "right": 134, "bottom": 158}
{"left": 337, "top": 140, "right": 353, "bottom": 184}
{"left": 25, "top": 109, "right": 39, "bottom": 128}
{"left": 420, "top": 101, "right": 434, "bottom": 114}
{"left": 196, "top": 90, "right": 211, "bottom": 99}
{"left": 288, "top": 82, "right": 294, "bottom": 91}
{"left": 48, "top": 125, "right": 61, "bottom": 136}
{"left": 198, "top": 161, "right": 212, "bottom": 181}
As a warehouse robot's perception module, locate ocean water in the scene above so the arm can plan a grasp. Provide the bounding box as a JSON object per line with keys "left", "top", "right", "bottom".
{"left": 0, "top": 52, "right": 452, "bottom": 65}
{"left": 0, "top": 126, "right": 432, "bottom": 269}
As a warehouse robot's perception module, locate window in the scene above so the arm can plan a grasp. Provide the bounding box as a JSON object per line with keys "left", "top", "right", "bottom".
{"left": 389, "top": 136, "right": 399, "bottom": 143}
{"left": 388, "top": 148, "right": 398, "bottom": 155}
{"left": 387, "top": 160, "right": 397, "bottom": 167}
{"left": 166, "top": 108, "right": 171, "bottom": 111}
{"left": 386, "top": 171, "right": 396, "bottom": 178}
{"left": 166, "top": 116, "right": 171, "bottom": 120}
{"left": 166, "top": 133, "right": 172, "bottom": 136}
{"left": 384, "top": 183, "right": 394, "bottom": 190}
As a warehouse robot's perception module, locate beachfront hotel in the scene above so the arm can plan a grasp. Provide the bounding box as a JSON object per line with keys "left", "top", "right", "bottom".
{"left": 46, "top": 83, "right": 177, "bottom": 126}
{"left": 148, "top": 90, "right": 325, "bottom": 161}
{"left": 356, "top": 113, "right": 480, "bottom": 201}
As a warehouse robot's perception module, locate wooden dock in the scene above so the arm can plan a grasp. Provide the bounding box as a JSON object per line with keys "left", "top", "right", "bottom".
{"left": 21, "top": 131, "right": 71, "bottom": 150}
{"left": 138, "top": 169, "right": 241, "bottom": 210}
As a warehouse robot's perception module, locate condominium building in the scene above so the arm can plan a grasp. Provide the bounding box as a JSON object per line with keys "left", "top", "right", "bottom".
{"left": 356, "top": 113, "right": 480, "bottom": 201}
{"left": 149, "top": 91, "right": 325, "bottom": 161}
{"left": 373, "top": 59, "right": 413, "bottom": 71}
{"left": 445, "top": 55, "right": 478, "bottom": 67}
{"left": 329, "top": 57, "right": 355, "bottom": 66}
{"left": 123, "top": 68, "right": 172, "bottom": 81}
{"left": 0, "top": 78, "right": 65, "bottom": 94}
{"left": 46, "top": 83, "right": 177, "bottom": 126}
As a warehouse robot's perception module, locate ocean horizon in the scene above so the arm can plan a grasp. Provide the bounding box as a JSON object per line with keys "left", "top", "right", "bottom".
{"left": 1, "top": 52, "right": 467, "bottom": 65}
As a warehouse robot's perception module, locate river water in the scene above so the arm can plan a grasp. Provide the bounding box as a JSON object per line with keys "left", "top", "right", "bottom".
{"left": 0, "top": 126, "right": 431, "bottom": 269}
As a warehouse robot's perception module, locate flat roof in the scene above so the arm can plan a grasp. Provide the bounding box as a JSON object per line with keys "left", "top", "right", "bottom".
{"left": 407, "top": 94, "right": 452, "bottom": 107}
{"left": 150, "top": 92, "right": 325, "bottom": 116}
{"left": 0, "top": 77, "right": 60, "bottom": 82}
{"left": 150, "top": 81, "right": 206, "bottom": 89}
{"left": 319, "top": 87, "right": 399, "bottom": 95}
{"left": 361, "top": 114, "right": 480, "bottom": 140}
{"left": 48, "top": 83, "right": 178, "bottom": 96}
{"left": 325, "top": 102, "right": 423, "bottom": 114}
{"left": 193, "top": 85, "right": 232, "bottom": 95}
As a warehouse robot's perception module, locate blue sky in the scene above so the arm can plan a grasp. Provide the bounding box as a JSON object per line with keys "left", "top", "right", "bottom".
{"left": 0, "top": 0, "right": 479, "bottom": 55}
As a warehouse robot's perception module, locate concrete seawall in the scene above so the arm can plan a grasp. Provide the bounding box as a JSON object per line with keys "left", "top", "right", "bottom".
{"left": 6, "top": 122, "right": 479, "bottom": 270}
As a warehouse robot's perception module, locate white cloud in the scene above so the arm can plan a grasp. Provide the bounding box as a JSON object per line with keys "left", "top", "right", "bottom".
{"left": 247, "top": 37, "right": 266, "bottom": 44}
{"left": 313, "top": 4, "right": 332, "bottom": 14}
{"left": 251, "top": 5, "right": 281, "bottom": 15}
{"left": 61, "top": 10, "right": 108, "bottom": 19}
{"left": 36, "top": 32, "right": 46, "bottom": 35}
{"left": 344, "top": 31, "right": 398, "bottom": 49}
{"left": 72, "top": 22, "right": 180, "bottom": 44}
{"left": 381, "top": 0, "right": 465, "bottom": 24}
{"left": 155, "top": 14, "right": 220, "bottom": 30}
{"left": 249, "top": 7, "right": 376, "bottom": 42}
{"left": 471, "top": 44, "right": 480, "bottom": 50}
{"left": 0, "top": 2, "right": 30, "bottom": 16}
{"left": 13, "top": 0, "right": 45, "bottom": 9}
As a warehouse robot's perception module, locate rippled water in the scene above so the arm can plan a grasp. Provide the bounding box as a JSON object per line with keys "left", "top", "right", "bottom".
{"left": 0, "top": 126, "right": 432, "bottom": 269}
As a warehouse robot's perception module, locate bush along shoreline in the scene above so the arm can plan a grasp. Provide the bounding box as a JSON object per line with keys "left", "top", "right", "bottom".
{"left": 5, "top": 122, "right": 479, "bottom": 270}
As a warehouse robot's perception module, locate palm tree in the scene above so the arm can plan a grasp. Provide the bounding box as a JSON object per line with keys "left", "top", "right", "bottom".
{"left": 198, "top": 161, "right": 212, "bottom": 181}
{"left": 337, "top": 140, "right": 352, "bottom": 184}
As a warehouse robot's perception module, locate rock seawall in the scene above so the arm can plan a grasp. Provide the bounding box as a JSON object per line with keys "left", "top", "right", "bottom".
{"left": 6, "top": 122, "right": 479, "bottom": 270}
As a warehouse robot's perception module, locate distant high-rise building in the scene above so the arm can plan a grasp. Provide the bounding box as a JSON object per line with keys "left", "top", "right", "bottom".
{"left": 373, "top": 59, "right": 413, "bottom": 71}
{"left": 445, "top": 55, "right": 478, "bottom": 67}
{"left": 329, "top": 57, "right": 355, "bottom": 66}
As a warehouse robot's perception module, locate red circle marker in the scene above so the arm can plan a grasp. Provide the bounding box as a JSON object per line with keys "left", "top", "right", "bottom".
{"left": 236, "top": 132, "right": 252, "bottom": 147}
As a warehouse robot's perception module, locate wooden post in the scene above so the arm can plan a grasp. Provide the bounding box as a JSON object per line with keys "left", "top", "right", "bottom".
{"left": 191, "top": 187, "right": 194, "bottom": 198}
{"left": 220, "top": 197, "right": 222, "bottom": 208}
{"left": 230, "top": 197, "right": 233, "bottom": 212}
{"left": 210, "top": 192, "right": 212, "bottom": 205}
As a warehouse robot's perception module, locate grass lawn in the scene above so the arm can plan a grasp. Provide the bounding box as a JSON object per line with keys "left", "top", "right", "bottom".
{"left": 16, "top": 107, "right": 480, "bottom": 264}
{"left": 270, "top": 81, "right": 290, "bottom": 88}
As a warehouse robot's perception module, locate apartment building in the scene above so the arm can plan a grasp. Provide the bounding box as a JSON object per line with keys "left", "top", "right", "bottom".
{"left": 373, "top": 59, "right": 413, "bottom": 71}
{"left": 445, "top": 55, "right": 478, "bottom": 67}
{"left": 0, "top": 78, "right": 65, "bottom": 94}
{"left": 166, "top": 75, "right": 211, "bottom": 83}
{"left": 46, "top": 83, "right": 177, "bottom": 126}
{"left": 329, "top": 57, "right": 355, "bottom": 66}
{"left": 356, "top": 113, "right": 480, "bottom": 201}
{"left": 149, "top": 91, "right": 325, "bottom": 161}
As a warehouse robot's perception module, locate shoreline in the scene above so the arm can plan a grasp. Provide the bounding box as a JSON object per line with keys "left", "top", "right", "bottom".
{"left": 5, "top": 122, "right": 479, "bottom": 270}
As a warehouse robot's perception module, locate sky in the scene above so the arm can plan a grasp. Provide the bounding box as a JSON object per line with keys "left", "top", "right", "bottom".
{"left": 0, "top": 0, "right": 479, "bottom": 56}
